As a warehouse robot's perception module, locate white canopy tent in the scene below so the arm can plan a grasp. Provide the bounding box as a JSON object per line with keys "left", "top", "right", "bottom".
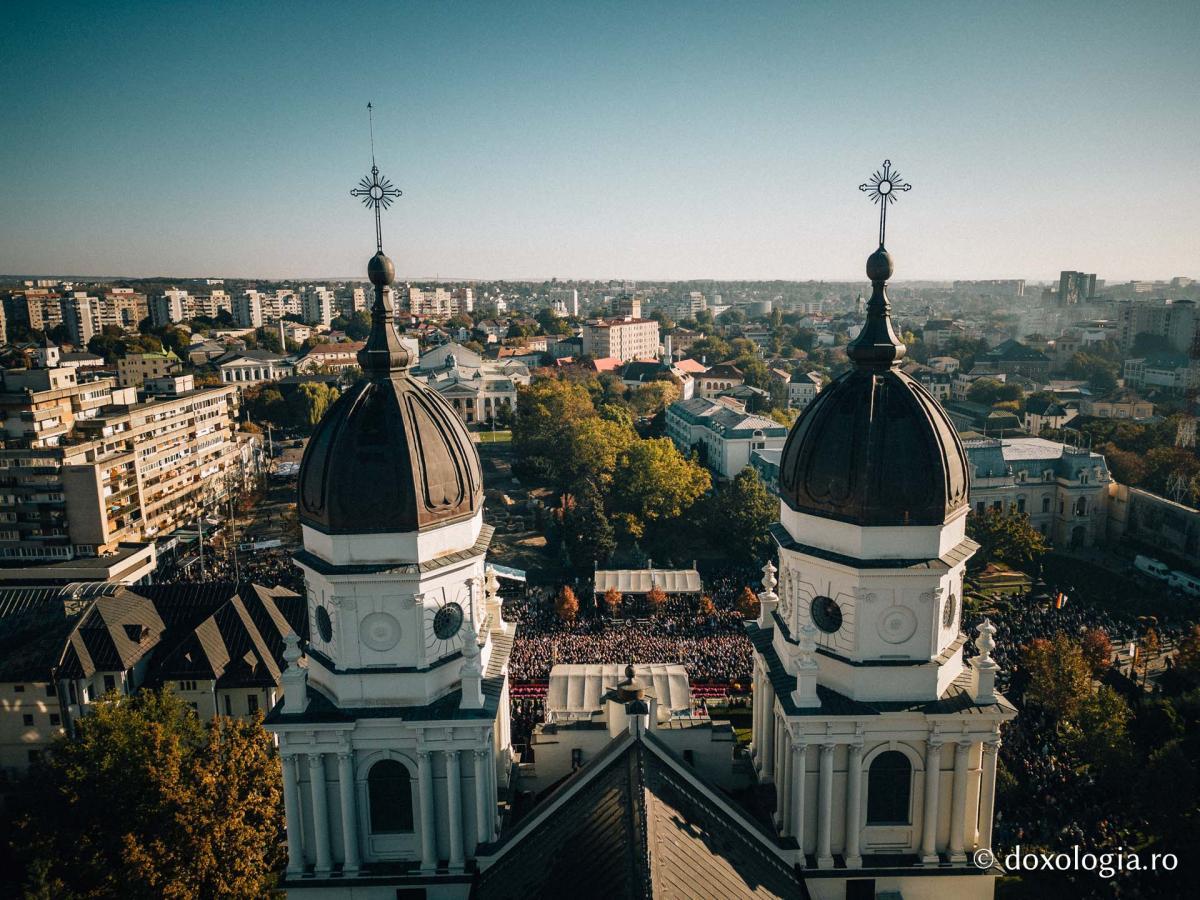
{"left": 545, "top": 663, "right": 692, "bottom": 723}
{"left": 593, "top": 567, "right": 702, "bottom": 595}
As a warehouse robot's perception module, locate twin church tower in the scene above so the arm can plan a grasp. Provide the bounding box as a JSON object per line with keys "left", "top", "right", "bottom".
{"left": 265, "top": 155, "right": 1013, "bottom": 900}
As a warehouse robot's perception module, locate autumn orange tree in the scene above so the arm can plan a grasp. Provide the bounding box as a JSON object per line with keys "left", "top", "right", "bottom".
{"left": 15, "top": 688, "right": 283, "bottom": 899}
{"left": 603, "top": 587, "right": 622, "bottom": 617}
{"left": 736, "top": 586, "right": 760, "bottom": 620}
{"left": 698, "top": 593, "right": 716, "bottom": 618}
{"left": 646, "top": 585, "right": 667, "bottom": 614}
{"left": 555, "top": 585, "right": 580, "bottom": 625}
{"left": 1079, "top": 627, "right": 1114, "bottom": 675}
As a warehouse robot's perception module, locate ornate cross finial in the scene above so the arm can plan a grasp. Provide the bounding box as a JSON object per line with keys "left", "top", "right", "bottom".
{"left": 859, "top": 159, "right": 911, "bottom": 248}
{"left": 350, "top": 102, "right": 402, "bottom": 253}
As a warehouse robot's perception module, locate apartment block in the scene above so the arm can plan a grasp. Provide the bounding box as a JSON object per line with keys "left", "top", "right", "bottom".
{"left": 0, "top": 366, "right": 248, "bottom": 562}
{"left": 117, "top": 350, "right": 183, "bottom": 388}
{"left": 581, "top": 316, "right": 660, "bottom": 362}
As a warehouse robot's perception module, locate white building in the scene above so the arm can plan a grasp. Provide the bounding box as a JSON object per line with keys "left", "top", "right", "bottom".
{"left": 787, "top": 371, "right": 824, "bottom": 409}
{"left": 302, "top": 287, "right": 336, "bottom": 327}
{"left": 548, "top": 287, "right": 579, "bottom": 317}
{"left": 581, "top": 316, "right": 660, "bottom": 362}
{"left": 750, "top": 246, "right": 1015, "bottom": 899}
{"left": 268, "top": 251, "right": 512, "bottom": 894}
{"left": 235, "top": 290, "right": 265, "bottom": 328}
{"left": 665, "top": 396, "right": 788, "bottom": 479}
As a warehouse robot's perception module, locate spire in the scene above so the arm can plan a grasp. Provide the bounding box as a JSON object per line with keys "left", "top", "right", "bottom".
{"left": 848, "top": 159, "right": 912, "bottom": 370}
{"left": 349, "top": 103, "right": 412, "bottom": 378}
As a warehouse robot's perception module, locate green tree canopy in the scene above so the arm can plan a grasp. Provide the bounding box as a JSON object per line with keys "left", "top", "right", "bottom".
{"left": 610, "top": 438, "right": 710, "bottom": 539}
{"left": 15, "top": 689, "right": 282, "bottom": 899}
{"left": 706, "top": 467, "right": 776, "bottom": 562}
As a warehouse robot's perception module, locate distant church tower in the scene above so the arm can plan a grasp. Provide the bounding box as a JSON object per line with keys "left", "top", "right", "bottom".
{"left": 749, "top": 163, "right": 1015, "bottom": 898}
{"left": 267, "top": 153, "right": 513, "bottom": 893}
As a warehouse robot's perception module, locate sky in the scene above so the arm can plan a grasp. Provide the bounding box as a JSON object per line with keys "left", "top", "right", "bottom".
{"left": 1, "top": 1, "right": 1198, "bottom": 283}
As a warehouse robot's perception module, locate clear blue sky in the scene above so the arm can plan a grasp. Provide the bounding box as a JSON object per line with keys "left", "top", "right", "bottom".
{"left": 2, "top": 1, "right": 1197, "bottom": 282}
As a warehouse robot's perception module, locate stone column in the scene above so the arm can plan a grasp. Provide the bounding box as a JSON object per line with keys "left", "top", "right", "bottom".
{"left": 473, "top": 749, "right": 490, "bottom": 847}
{"left": 844, "top": 742, "right": 864, "bottom": 868}
{"left": 779, "top": 729, "right": 793, "bottom": 835}
{"left": 281, "top": 754, "right": 305, "bottom": 875}
{"left": 337, "top": 750, "right": 360, "bottom": 874}
{"left": 790, "top": 741, "right": 807, "bottom": 857}
{"left": 445, "top": 750, "right": 465, "bottom": 871}
{"left": 760, "top": 685, "right": 775, "bottom": 778}
{"left": 977, "top": 740, "right": 1001, "bottom": 852}
{"left": 816, "top": 743, "right": 835, "bottom": 869}
{"left": 417, "top": 749, "right": 437, "bottom": 873}
{"left": 308, "top": 753, "right": 332, "bottom": 875}
{"left": 949, "top": 740, "right": 972, "bottom": 863}
{"left": 751, "top": 662, "right": 763, "bottom": 769}
{"left": 921, "top": 736, "right": 944, "bottom": 864}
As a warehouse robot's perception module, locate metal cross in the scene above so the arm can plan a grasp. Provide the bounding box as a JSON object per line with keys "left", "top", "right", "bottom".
{"left": 859, "top": 159, "right": 911, "bottom": 248}
{"left": 350, "top": 103, "right": 402, "bottom": 252}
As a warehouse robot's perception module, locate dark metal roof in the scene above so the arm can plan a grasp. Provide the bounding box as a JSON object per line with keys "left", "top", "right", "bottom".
{"left": 297, "top": 370, "right": 484, "bottom": 535}
{"left": 778, "top": 247, "right": 970, "bottom": 527}
{"left": 475, "top": 729, "right": 805, "bottom": 899}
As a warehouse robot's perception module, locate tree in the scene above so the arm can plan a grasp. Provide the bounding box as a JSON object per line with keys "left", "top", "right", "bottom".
{"left": 966, "top": 508, "right": 1047, "bottom": 572}
{"left": 1174, "top": 624, "right": 1200, "bottom": 684}
{"left": 631, "top": 380, "right": 680, "bottom": 418}
{"left": 14, "top": 689, "right": 282, "bottom": 899}
{"left": 1067, "top": 685, "right": 1133, "bottom": 781}
{"left": 555, "top": 586, "right": 580, "bottom": 625}
{"left": 561, "top": 482, "right": 616, "bottom": 571}
{"left": 1098, "top": 442, "right": 1148, "bottom": 486}
{"left": 646, "top": 585, "right": 667, "bottom": 614}
{"left": 610, "top": 438, "right": 710, "bottom": 540}
{"left": 513, "top": 377, "right": 596, "bottom": 476}
{"left": 563, "top": 417, "right": 636, "bottom": 489}
{"left": 707, "top": 467, "right": 776, "bottom": 562}
{"left": 698, "top": 594, "right": 716, "bottom": 617}
{"left": 603, "top": 587, "right": 623, "bottom": 618}
{"left": 288, "top": 382, "right": 340, "bottom": 429}
{"left": 736, "top": 586, "right": 760, "bottom": 620}
{"left": 1080, "top": 627, "right": 1114, "bottom": 675}
{"left": 1020, "top": 633, "right": 1093, "bottom": 722}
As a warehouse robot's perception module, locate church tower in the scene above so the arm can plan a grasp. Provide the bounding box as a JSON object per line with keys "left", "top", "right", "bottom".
{"left": 748, "top": 162, "right": 1015, "bottom": 899}
{"left": 267, "top": 150, "right": 513, "bottom": 893}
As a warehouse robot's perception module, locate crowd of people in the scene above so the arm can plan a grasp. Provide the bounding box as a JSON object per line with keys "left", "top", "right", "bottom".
{"left": 506, "top": 567, "right": 762, "bottom": 690}
{"left": 155, "top": 545, "right": 305, "bottom": 593}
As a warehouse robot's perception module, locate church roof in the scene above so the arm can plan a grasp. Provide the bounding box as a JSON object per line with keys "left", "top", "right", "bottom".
{"left": 778, "top": 248, "right": 971, "bottom": 527}
{"left": 297, "top": 291, "right": 484, "bottom": 536}
{"left": 474, "top": 729, "right": 804, "bottom": 899}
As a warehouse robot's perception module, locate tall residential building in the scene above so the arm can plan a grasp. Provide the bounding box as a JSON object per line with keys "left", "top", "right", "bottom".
{"left": 0, "top": 368, "right": 247, "bottom": 561}
{"left": 150, "top": 288, "right": 190, "bottom": 326}
{"left": 234, "top": 290, "right": 265, "bottom": 328}
{"left": 60, "top": 293, "right": 98, "bottom": 348}
{"left": 301, "top": 286, "right": 335, "bottom": 326}
{"left": 581, "top": 316, "right": 660, "bottom": 362}
{"left": 1116, "top": 298, "right": 1199, "bottom": 354}
{"left": 1058, "top": 270, "right": 1096, "bottom": 305}
{"left": 407, "top": 286, "right": 454, "bottom": 319}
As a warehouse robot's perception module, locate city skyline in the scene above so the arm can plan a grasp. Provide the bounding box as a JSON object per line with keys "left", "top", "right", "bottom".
{"left": 2, "top": 1, "right": 1198, "bottom": 282}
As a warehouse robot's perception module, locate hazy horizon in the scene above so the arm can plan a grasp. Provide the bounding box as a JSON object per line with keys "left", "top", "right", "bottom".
{"left": 3, "top": 1, "right": 1198, "bottom": 283}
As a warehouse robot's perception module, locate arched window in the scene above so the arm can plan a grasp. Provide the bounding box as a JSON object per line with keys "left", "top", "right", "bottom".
{"left": 866, "top": 750, "right": 912, "bottom": 825}
{"left": 368, "top": 760, "right": 414, "bottom": 834}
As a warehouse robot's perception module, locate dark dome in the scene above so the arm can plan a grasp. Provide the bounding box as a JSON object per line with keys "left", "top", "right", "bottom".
{"left": 777, "top": 248, "right": 970, "bottom": 527}
{"left": 297, "top": 253, "right": 483, "bottom": 535}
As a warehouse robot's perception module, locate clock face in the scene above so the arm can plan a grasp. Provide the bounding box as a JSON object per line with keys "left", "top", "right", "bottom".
{"left": 434, "top": 603, "right": 464, "bottom": 640}
{"left": 425, "top": 588, "right": 468, "bottom": 660}
{"left": 810, "top": 595, "right": 843, "bottom": 633}
{"left": 942, "top": 592, "right": 958, "bottom": 629}
{"left": 315, "top": 605, "right": 333, "bottom": 643}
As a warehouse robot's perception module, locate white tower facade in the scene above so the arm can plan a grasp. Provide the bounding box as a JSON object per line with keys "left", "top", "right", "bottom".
{"left": 749, "top": 241, "right": 1015, "bottom": 900}
{"left": 267, "top": 207, "right": 513, "bottom": 897}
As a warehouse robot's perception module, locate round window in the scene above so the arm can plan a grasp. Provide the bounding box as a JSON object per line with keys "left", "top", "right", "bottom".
{"left": 810, "top": 595, "right": 843, "bottom": 633}
{"left": 942, "top": 592, "right": 958, "bottom": 628}
{"left": 316, "top": 605, "right": 333, "bottom": 643}
{"left": 433, "top": 602, "right": 464, "bottom": 640}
